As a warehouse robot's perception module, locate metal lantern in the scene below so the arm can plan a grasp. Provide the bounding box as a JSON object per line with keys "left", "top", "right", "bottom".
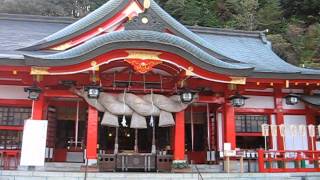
{"left": 228, "top": 92, "right": 248, "bottom": 107}
{"left": 24, "top": 84, "right": 42, "bottom": 100}
{"left": 180, "top": 90, "right": 194, "bottom": 103}
{"left": 84, "top": 85, "right": 102, "bottom": 99}
{"left": 284, "top": 94, "right": 300, "bottom": 105}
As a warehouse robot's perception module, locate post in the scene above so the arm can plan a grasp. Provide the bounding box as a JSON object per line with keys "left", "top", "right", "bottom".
{"left": 134, "top": 129, "right": 138, "bottom": 153}
{"left": 151, "top": 122, "right": 156, "bottom": 154}
{"left": 257, "top": 149, "right": 266, "bottom": 173}
{"left": 224, "top": 103, "right": 236, "bottom": 149}
{"left": 75, "top": 101, "right": 80, "bottom": 148}
{"left": 306, "top": 107, "right": 316, "bottom": 151}
{"left": 86, "top": 105, "right": 98, "bottom": 165}
{"left": 274, "top": 88, "right": 284, "bottom": 150}
{"left": 114, "top": 127, "right": 119, "bottom": 154}
{"left": 31, "top": 94, "right": 45, "bottom": 120}
{"left": 174, "top": 111, "right": 185, "bottom": 161}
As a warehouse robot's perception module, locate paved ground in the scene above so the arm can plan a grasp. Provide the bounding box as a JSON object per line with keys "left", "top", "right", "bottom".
{"left": 1, "top": 171, "right": 320, "bottom": 180}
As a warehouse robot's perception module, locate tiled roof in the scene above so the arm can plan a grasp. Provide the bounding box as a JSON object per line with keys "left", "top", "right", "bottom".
{"left": 0, "top": 0, "right": 319, "bottom": 79}
{"left": 0, "top": 18, "right": 68, "bottom": 51}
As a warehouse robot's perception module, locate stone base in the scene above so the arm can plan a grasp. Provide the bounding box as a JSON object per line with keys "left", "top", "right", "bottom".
{"left": 222, "top": 160, "right": 258, "bottom": 173}
{"left": 80, "top": 165, "right": 99, "bottom": 172}
{"left": 171, "top": 167, "right": 192, "bottom": 173}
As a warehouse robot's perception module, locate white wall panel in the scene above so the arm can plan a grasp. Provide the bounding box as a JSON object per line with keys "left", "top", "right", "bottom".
{"left": 284, "top": 115, "right": 308, "bottom": 150}
{"left": 241, "top": 95, "right": 275, "bottom": 109}
{"left": 0, "top": 85, "right": 28, "bottom": 99}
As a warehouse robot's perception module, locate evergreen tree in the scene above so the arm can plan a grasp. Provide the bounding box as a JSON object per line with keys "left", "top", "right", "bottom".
{"left": 230, "top": 0, "right": 259, "bottom": 31}
{"left": 257, "top": 0, "right": 283, "bottom": 33}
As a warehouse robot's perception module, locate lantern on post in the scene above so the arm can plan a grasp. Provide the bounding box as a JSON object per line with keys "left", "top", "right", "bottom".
{"left": 228, "top": 92, "right": 248, "bottom": 107}
{"left": 299, "top": 125, "right": 307, "bottom": 149}
{"left": 279, "top": 124, "right": 286, "bottom": 150}
{"left": 270, "top": 125, "right": 278, "bottom": 150}
{"left": 290, "top": 125, "right": 298, "bottom": 150}
{"left": 261, "top": 124, "right": 269, "bottom": 150}
{"left": 308, "top": 125, "right": 316, "bottom": 151}
{"left": 284, "top": 94, "right": 300, "bottom": 105}
{"left": 24, "top": 84, "right": 42, "bottom": 100}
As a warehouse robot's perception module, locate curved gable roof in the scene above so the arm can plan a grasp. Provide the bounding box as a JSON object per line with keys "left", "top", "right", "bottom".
{"left": 23, "top": 30, "right": 253, "bottom": 76}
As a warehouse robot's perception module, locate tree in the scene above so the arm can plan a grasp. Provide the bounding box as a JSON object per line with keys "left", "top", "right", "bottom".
{"left": 257, "top": 0, "right": 283, "bottom": 33}
{"left": 0, "top": 0, "right": 91, "bottom": 17}
{"left": 90, "top": 0, "right": 108, "bottom": 11}
{"left": 281, "top": 0, "right": 320, "bottom": 24}
{"left": 164, "top": 0, "right": 220, "bottom": 27}
{"left": 226, "top": 0, "right": 259, "bottom": 31}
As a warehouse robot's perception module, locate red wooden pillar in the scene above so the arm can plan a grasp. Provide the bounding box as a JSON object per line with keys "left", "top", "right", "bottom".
{"left": 86, "top": 105, "right": 98, "bottom": 163}
{"left": 174, "top": 111, "right": 185, "bottom": 161}
{"left": 224, "top": 103, "right": 236, "bottom": 149}
{"left": 306, "top": 107, "right": 316, "bottom": 150}
{"left": 274, "top": 88, "right": 284, "bottom": 150}
{"left": 31, "top": 94, "right": 45, "bottom": 120}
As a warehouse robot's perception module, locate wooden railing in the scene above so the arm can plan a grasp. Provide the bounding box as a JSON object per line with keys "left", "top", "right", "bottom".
{"left": 257, "top": 149, "right": 320, "bottom": 173}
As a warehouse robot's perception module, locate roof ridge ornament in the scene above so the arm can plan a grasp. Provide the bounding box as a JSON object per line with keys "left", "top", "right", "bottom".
{"left": 143, "top": 0, "right": 151, "bottom": 9}
{"left": 125, "top": 3, "right": 166, "bottom": 32}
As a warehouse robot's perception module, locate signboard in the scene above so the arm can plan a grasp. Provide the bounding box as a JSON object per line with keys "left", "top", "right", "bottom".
{"left": 20, "top": 120, "right": 48, "bottom": 166}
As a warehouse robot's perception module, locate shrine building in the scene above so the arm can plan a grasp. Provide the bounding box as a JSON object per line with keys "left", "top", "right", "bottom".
{"left": 0, "top": 0, "right": 320, "bottom": 173}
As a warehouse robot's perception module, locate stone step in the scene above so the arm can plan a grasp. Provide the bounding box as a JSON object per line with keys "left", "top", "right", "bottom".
{"left": 190, "top": 164, "right": 223, "bottom": 173}
{"left": 18, "top": 162, "right": 84, "bottom": 172}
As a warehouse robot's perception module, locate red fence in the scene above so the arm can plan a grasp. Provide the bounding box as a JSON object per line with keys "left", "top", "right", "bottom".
{"left": 258, "top": 149, "right": 320, "bottom": 173}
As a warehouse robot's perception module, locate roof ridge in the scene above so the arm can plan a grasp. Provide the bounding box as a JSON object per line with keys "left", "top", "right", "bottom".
{"left": 0, "top": 13, "right": 76, "bottom": 24}
{"left": 0, "top": 13, "right": 264, "bottom": 36}
{"left": 187, "top": 25, "right": 264, "bottom": 37}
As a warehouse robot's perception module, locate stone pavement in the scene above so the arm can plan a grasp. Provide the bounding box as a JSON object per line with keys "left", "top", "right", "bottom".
{"left": 1, "top": 171, "right": 320, "bottom": 180}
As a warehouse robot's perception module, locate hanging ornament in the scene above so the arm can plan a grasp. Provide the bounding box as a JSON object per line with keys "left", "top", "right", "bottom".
{"left": 121, "top": 115, "right": 128, "bottom": 127}
{"left": 150, "top": 116, "right": 154, "bottom": 127}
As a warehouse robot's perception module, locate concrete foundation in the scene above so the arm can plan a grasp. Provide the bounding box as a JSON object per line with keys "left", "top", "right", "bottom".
{"left": 1, "top": 171, "right": 320, "bottom": 180}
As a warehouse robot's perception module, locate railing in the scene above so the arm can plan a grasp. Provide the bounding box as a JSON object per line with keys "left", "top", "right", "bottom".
{"left": 0, "top": 150, "right": 20, "bottom": 170}
{"left": 258, "top": 149, "right": 320, "bottom": 173}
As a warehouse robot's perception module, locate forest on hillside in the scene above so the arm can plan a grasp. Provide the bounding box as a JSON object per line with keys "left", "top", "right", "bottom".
{"left": 0, "top": 0, "right": 319, "bottom": 68}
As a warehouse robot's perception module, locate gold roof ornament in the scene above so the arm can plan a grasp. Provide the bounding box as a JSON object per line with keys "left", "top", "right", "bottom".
{"left": 185, "top": 66, "right": 195, "bottom": 76}
{"left": 30, "top": 67, "right": 50, "bottom": 75}
{"left": 126, "top": 50, "right": 162, "bottom": 60}
{"left": 143, "top": 0, "right": 151, "bottom": 9}
{"left": 230, "top": 77, "right": 246, "bottom": 85}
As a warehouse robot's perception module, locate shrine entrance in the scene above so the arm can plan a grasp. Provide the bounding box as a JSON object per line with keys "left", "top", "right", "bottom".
{"left": 99, "top": 116, "right": 172, "bottom": 154}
